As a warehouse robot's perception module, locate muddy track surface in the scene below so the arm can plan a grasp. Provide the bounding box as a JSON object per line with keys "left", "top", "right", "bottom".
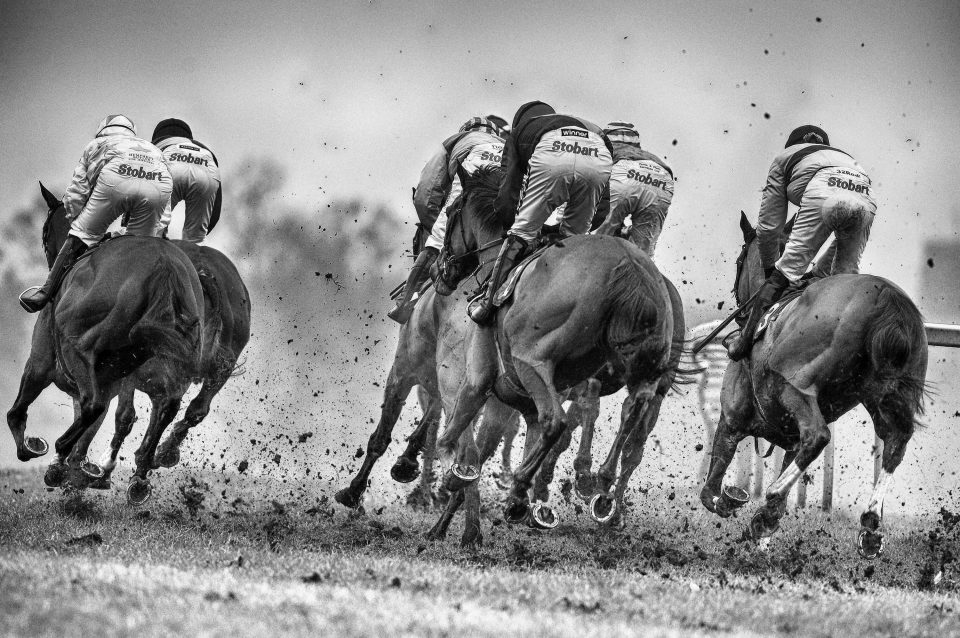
{"left": 1, "top": 467, "right": 957, "bottom": 638}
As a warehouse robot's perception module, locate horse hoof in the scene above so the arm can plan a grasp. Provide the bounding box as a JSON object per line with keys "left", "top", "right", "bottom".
{"left": 574, "top": 474, "right": 597, "bottom": 502}
{"left": 334, "top": 487, "right": 363, "bottom": 510}
{"left": 44, "top": 462, "right": 66, "bottom": 487}
{"left": 503, "top": 497, "right": 529, "bottom": 524}
{"left": 589, "top": 493, "right": 617, "bottom": 525}
{"left": 460, "top": 530, "right": 483, "bottom": 549}
{"left": 746, "top": 511, "right": 780, "bottom": 541}
{"left": 390, "top": 456, "right": 421, "bottom": 484}
{"left": 153, "top": 444, "right": 180, "bottom": 469}
{"left": 80, "top": 460, "right": 105, "bottom": 479}
{"left": 126, "top": 479, "right": 153, "bottom": 506}
{"left": 442, "top": 464, "right": 480, "bottom": 492}
{"left": 857, "top": 529, "right": 884, "bottom": 559}
{"left": 20, "top": 437, "right": 49, "bottom": 460}
{"left": 529, "top": 502, "right": 559, "bottom": 530}
{"left": 716, "top": 485, "right": 749, "bottom": 518}
{"left": 493, "top": 473, "right": 514, "bottom": 491}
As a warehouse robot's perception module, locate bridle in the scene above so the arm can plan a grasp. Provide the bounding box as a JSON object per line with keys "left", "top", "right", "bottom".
{"left": 438, "top": 193, "right": 503, "bottom": 289}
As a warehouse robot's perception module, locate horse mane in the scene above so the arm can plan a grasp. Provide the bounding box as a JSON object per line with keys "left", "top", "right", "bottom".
{"left": 461, "top": 166, "right": 504, "bottom": 234}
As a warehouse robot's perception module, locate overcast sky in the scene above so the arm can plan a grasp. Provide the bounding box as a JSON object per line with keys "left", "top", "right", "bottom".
{"left": 2, "top": 0, "right": 958, "bottom": 312}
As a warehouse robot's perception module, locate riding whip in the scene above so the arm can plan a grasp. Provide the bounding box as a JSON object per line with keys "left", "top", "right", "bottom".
{"left": 691, "top": 288, "right": 763, "bottom": 355}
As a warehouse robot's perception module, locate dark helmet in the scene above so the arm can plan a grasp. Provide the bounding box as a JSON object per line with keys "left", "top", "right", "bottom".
{"left": 486, "top": 114, "right": 509, "bottom": 132}
{"left": 512, "top": 101, "right": 555, "bottom": 131}
{"left": 785, "top": 125, "right": 829, "bottom": 148}
{"left": 152, "top": 118, "right": 193, "bottom": 145}
{"left": 459, "top": 116, "right": 505, "bottom": 138}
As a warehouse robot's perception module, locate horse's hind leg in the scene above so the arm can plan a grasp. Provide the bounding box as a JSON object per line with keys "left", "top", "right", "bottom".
{"left": 749, "top": 386, "right": 830, "bottom": 540}
{"left": 572, "top": 378, "right": 602, "bottom": 500}
{"left": 393, "top": 387, "right": 440, "bottom": 485}
{"left": 155, "top": 373, "right": 229, "bottom": 469}
{"left": 335, "top": 366, "right": 416, "bottom": 510}
{"left": 127, "top": 395, "right": 182, "bottom": 506}
{"left": 856, "top": 401, "right": 915, "bottom": 559}
{"left": 496, "top": 409, "right": 520, "bottom": 489}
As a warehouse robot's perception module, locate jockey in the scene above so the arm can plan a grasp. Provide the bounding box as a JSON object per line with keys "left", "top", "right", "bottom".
{"left": 20, "top": 115, "right": 172, "bottom": 313}
{"left": 468, "top": 101, "right": 613, "bottom": 325}
{"left": 388, "top": 116, "right": 506, "bottom": 323}
{"left": 152, "top": 118, "right": 222, "bottom": 243}
{"left": 727, "top": 124, "right": 877, "bottom": 361}
{"left": 594, "top": 122, "right": 674, "bottom": 257}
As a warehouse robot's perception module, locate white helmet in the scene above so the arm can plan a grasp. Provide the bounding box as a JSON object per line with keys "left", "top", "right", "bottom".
{"left": 96, "top": 114, "right": 137, "bottom": 137}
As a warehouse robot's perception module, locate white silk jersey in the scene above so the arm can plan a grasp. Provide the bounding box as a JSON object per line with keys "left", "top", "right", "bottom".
{"left": 63, "top": 132, "right": 168, "bottom": 220}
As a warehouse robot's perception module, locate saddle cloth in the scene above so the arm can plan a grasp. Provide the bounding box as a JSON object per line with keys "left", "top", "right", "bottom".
{"left": 754, "top": 288, "right": 804, "bottom": 342}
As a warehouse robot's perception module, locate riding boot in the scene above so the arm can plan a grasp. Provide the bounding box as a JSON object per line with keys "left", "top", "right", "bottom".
{"left": 388, "top": 246, "right": 439, "bottom": 324}
{"left": 19, "top": 235, "right": 88, "bottom": 313}
{"left": 726, "top": 269, "right": 790, "bottom": 361}
{"left": 469, "top": 234, "right": 527, "bottom": 326}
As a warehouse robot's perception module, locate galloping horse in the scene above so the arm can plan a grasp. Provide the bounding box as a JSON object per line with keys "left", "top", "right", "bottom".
{"left": 6, "top": 184, "right": 204, "bottom": 503}
{"left": 700, "top": 213, "right": 927, "bottom": 558}
{"left": 334, "top": 268, "right": 521, "bottom": 546}
{"left": 71, "top": 239, "right": 251, "bottom": 496}
{"left": 433, "top": 168, "right": 676, "bottom": 527}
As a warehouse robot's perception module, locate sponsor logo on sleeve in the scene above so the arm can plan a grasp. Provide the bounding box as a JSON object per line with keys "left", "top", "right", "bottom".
{"left": 560, "top": 128, "right": 589, "bottom": 138}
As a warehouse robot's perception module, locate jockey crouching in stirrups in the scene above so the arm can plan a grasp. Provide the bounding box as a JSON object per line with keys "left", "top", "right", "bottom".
{"left": 726, "top": 124, "right": 878, "bottom": 361}
{"left": 594, "top": 122, "right": 674, "bottom": 258}
{"left": 152, "top": 118, "right": 222, "bottom": 243}
{"left": 388, "top": 116, "right": 507, "bottom": 324}
{"left": 19, "top": 115, "right": 172, "bottom": 313}
{"left": 468, "top": 101, "right": 614, "bottom": 325}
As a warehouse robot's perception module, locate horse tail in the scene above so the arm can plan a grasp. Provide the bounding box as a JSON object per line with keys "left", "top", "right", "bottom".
{"left": 866, "top": 284, "right": 928, "bottom": 428}
{"left": 128, "top": 264, "right": 202, "bottom": 374}
{"left": 603, "top": 258, "right": 665, "bottom": 388}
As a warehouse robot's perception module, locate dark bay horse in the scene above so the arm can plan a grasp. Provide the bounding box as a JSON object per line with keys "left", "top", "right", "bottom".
{"left": 71, "top": 239, "right": 251, "bottom": 495}
{"left": 433, "top": 169, "right": 676, "bottom": 527}
{"left": 6, "top": 184, "right": 204, "bottom": 503}
{"left": 700, "top": 213, "right": 928, "bottom": 558}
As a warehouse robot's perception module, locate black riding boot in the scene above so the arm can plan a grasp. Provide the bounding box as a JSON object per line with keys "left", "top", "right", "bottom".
{"left": 726, "top": 269, "right": 790, "bottom": 361}
{"left": 19, "top": 235, "right": 88, "bottom": 313}
{"left": 388, "top": 246, "right": 439, "bottom": 324}
{"left": 469, "top": 234, "right": 527, "bottom": 326}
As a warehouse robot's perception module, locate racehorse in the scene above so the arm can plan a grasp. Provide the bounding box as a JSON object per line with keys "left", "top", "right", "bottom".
{"left": 6, "top": 183, "right": 204, "bottom": 503}
{"left": 70, "top": 239, "right": 251, "bottom": 497}
{"left": 432, "top": 167, "right": 676, "bottom": 526}
{"left": 700, "top": 212, "right": 928, "bottom": 558}
{"left": 333, "top": 273, "right": 523, "bottom": 545}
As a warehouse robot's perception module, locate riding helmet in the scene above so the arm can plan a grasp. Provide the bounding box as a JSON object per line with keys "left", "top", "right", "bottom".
{"left": 152, "top": 118, "right": 193, "bottom": 145}
{"left": 785, "top": 125, "right": 829, "bottom": 148}
{"left": 511, "top": 101, "right": 555, "bottom": 131}
{"left": 603, "top": 121, "right": 641, "bottom": 145}
{"left": 96, "top": 114, "right": 137, "bottom": 137}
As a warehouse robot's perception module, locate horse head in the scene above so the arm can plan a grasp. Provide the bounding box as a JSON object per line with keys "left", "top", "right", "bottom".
{"left": 435, "top": 166, "right": 505, "bottom": 295}
{"left": 732, "top": 211, "right": 794, "bottom": 306}
{"left": 38, "top": 182, "right": 71, "bottom": 268}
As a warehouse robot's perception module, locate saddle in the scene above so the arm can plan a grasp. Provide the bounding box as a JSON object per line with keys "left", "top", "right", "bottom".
{"left": 73, "top": 233, "right": 126, "bottom": 265}
{"left": 491, "top": 230, "right": 565, "bottom": 307}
